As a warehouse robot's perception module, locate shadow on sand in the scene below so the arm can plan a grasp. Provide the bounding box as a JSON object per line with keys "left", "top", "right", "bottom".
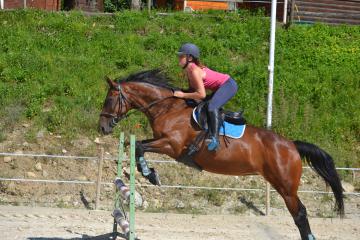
{"left": 27, "top": 232, "right": 134, "bottom": 240}
{"left": 239, "top": 196, "right": 266, "bottom": 216}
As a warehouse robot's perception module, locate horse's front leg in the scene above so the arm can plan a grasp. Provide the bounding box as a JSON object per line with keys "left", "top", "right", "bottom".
{"left": 135, "top": 138, "right": 175, "bottom": 186}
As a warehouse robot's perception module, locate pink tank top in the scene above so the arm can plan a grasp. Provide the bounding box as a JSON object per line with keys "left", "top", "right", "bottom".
{"left": 189, "top": 63, "right": 230, "bottom": 91}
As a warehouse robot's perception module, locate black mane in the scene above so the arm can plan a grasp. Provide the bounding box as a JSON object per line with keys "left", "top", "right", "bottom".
{"left": 116, "top": 69, "right": 178, "bottom": 90}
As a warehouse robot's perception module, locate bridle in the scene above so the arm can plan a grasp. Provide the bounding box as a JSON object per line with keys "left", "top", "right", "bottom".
{"left": 100, "top": 83, "right": 174, "bottom": 128}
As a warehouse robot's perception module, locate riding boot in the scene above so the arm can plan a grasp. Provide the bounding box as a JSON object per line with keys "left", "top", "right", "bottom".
{"left": 207, "top": 109, "right": 220, "bottom": 151}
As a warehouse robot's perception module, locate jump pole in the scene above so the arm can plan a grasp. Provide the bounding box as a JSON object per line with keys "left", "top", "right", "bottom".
{"left": 129, "top": 135, "right": 136, "bottom": 240}
{"left": 113, "top": 132, "right": 125, "bottom": 235}
{"left": 112, "top": 132, "right": 136, "bottom": 240}
{"left": 265, "top": 0, "right": 278, "bottom": 216}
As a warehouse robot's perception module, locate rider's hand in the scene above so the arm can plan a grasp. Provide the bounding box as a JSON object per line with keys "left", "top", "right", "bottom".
{"left": 174, "top": 91, "right": 185, "bottom": 98}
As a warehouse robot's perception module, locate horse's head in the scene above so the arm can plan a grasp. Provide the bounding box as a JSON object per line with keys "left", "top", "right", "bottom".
{"left": 99, "top": 77, "right": 131, "bottom": 134}
{"left": 99, "top": 70, "right": 180, "bottom": 134}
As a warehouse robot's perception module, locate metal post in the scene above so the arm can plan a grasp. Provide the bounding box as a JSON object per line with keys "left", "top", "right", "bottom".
{"left": 0, "top": 0, "right": 4, "bottom": 10}
{"left": 95, "top": 147, "right": 104, "bottom": 210}
{"left": 23, "top": 0, "right": 26, "bottom": 8}
{"left": 129, "top": 135, "right": 136, "bottom": 240}
{"left": 265, "top": 0, "right": 278, "bottom": 216}
{"left": 283, "top": 0, "right": 288, "bottom": 24}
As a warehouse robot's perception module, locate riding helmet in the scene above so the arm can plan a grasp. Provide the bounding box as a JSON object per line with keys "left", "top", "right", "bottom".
{"left": 177, "top": 43, "right": 200, "bottom": 59}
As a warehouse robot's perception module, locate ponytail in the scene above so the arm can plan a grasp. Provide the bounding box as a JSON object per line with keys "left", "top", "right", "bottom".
{"left": 192, "top": 57, "right": 205, "bottom": 68}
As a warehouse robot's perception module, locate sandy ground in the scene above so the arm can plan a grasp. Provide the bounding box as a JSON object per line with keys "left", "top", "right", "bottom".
{"left": 0, "top": 205, "right": 359, "bottom": 240}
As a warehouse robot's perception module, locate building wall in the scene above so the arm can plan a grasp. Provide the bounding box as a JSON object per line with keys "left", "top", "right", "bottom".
{"left": 187, "top": 0, "right": 228, "bottom": 10}
{"left": 28, "top": 0, "right": 60, "bottom": 10}
{"left": 173, "top": 0, "right": 284, "bottom": 16}
{"left": 74, "top": 0, "right": 104, "bottom": 12}
{"left": 174, "top": 0, "right": 229, "bottom": 11}
{"left": 4, "top": 0, "right": 60, "bottom": 10}
{"left": 3, "top": 0, "right": 104, "bottom": 11}
{"left": 4, "top": 0, "right": 25, "bottom": 8}
{"left": 291, "top": 0, "right": 360, "bottom": 25}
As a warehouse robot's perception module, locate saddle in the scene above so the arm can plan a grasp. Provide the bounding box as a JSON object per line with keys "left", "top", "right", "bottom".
{"left": 192, "top": 101, "right": 246, "bottom": 131}
{"left": 186, "top": 100, "right": 246, "bottom": 156}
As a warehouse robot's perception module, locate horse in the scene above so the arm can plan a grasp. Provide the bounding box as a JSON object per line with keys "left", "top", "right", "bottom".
{"left": 99, "top": 69, "right": 344, "bottom": 240}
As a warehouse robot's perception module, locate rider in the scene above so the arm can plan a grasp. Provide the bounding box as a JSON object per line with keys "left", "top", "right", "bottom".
{"left": 173, "top": 43, "right": 238, "bottom": 151}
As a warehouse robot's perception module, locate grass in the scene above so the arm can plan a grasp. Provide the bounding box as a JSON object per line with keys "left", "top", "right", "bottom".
{"left": 0, "top": 132, "right": 6, "bottom": 143}
{"left": 0, "top": 9, "right": 359, "bottom": 169}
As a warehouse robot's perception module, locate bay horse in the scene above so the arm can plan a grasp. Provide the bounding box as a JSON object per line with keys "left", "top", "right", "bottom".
{"left": 99, "top": 70, "right": 344, "bottom": 240}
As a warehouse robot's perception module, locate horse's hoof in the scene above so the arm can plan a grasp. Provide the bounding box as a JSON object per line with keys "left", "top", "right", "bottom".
{"left": 136, "top": 163, "right": 143, "bottom": 173}
{"left": 147, "top": 168, "right": 161, "bottom": 186}
{"left": 308, "top": 234, "right": 316, "bottom": 240}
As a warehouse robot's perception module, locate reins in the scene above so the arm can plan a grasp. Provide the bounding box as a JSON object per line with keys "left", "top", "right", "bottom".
{"left": 100, "top": 84, "right": 174, "bottom": 126}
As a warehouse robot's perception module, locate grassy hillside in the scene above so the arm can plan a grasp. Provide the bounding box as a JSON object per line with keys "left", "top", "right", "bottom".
{"left": 0, "top": 9, "right": 359, "bottom": 167}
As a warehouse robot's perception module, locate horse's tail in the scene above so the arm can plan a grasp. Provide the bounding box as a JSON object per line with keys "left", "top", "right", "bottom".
{"left": 293, "top": 140, "right": 344, "bottom": 217}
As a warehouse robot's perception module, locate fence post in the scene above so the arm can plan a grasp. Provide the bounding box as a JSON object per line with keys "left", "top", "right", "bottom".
{"left": 95, "top": 147, "right": 104, "bottom": 210}
{"left": 290, "top": 0, "right": 295, "bottom": 24}
{"left": 283, "top": 0, "right": 288, "bottom": 24}
{"left": 265, "top": 182, "right": 270, "bottom": 215}
{"left": 147, "top": 0, "right": 151, "bottom": 13}
{"left": 129, "top": 135, "right": 136, "bottom": 240}
{"left": 353, "top": 170, "right": 356, "bottom": 182}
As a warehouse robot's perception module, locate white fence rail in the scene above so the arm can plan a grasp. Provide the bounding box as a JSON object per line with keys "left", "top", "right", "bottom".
{"left": 1, "top": 151, "right": 359, "bottom": 208}
{"left": 0, "top": 177, "right": 359, "bottom": 196}
{"left": 1, "top": 152, "right": 359, "bottom": 170}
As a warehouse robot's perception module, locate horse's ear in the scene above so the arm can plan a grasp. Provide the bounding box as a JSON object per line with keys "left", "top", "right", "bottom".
{"left": 105, "top": 76, "right": 118, "bottom": 89}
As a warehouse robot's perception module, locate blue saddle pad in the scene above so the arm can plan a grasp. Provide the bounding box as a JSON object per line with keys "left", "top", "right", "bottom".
{"left": 192, "top": 108, "right": 246, "bottom": 139}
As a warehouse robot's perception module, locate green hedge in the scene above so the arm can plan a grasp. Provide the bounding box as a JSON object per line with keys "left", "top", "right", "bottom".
{"left": 0, "top": 9, "right": 359, "bottom": 166}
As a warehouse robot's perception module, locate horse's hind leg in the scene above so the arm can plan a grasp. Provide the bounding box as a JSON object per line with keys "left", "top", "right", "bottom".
{"left": 263, "top": 140, "right": 316, "bottom": 240}
{"left": 264, "top": 164, "right": 315, "bottom": 239}
{"left": 282, "top": 194, "right": 315, "bottom": 240}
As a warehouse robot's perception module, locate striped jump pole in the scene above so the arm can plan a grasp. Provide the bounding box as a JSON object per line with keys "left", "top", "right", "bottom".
{"left": 112, "top": 132, "right": 137, "bottom": 240}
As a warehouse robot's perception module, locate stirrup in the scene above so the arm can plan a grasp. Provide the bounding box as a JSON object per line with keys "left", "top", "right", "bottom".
{"left": 207, "top": 137, "right": 219, "bottom": 151}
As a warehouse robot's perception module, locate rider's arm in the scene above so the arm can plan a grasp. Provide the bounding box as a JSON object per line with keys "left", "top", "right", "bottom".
{"left": 174, "top": 68, "right": 206, "bottom": 100}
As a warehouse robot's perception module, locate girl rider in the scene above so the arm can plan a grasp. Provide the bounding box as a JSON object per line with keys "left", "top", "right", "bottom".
{"left": 173, "top": 43, "right": 238, "bottom": 151}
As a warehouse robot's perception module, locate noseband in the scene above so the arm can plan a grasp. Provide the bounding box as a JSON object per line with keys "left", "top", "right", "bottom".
{"left": 100, "top": 84, "right": 174, "bottom": 128}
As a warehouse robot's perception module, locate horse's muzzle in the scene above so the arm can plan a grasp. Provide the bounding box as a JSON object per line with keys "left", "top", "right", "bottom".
{"left": 99, "top": 117, "right": 113, "bottom": 135}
